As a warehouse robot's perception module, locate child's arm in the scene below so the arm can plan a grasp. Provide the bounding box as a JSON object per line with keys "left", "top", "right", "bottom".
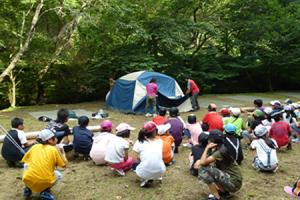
{"left": 124, "top": 149, "right": 129, "bottom": 161}
{"left": 194, "top": 143, "right": 217, "bottom": 168}
{"left": 58, "top": 147, "right": 68, "bottom": 167}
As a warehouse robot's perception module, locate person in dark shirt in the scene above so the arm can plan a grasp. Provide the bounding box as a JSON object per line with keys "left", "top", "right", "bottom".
{"left": 189, "top": 132, "right": 209, "bottom": 176}
{"left": 72, "top": 116, "right": 93, "bottom": 160}
{"left": 1, "top": 118, "right": 32, "bottom": 167}
{"left": 167, "top": 107, "right": 184, "bottom": 153}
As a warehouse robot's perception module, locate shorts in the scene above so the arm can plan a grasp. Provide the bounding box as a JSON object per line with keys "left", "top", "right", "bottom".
{"left": 198, "top": 166, "right": 241, "bottom": 193}
{"left": 252, "top": 156, "right": 278, "bottom": 172}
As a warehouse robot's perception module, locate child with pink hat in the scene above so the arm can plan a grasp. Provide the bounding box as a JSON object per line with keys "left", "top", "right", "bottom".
{"left": 105, "top": 123, "right": 136, "bottom": 176}
{"left": 133, "top": 121, "right": 166, "bottom": 187}
{"left": 90, "top": 120, "right": 115, "bottom": 165}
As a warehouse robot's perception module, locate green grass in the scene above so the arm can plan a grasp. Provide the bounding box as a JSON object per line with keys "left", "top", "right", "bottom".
{"left": 0, "top": 92, "right": 299, "bottom": 200}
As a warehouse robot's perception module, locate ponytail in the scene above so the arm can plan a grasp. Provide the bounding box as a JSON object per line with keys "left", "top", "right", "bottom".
{"left": 263, "top": 137, "right": 276, "bottom": 149}
{"left": 138, "top": 128, "right": 156, "bottom": 143}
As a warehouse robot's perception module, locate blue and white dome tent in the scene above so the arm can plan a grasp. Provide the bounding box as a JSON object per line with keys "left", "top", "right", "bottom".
{"left": 106, "top": 71, "right": 192, "bottom": 113}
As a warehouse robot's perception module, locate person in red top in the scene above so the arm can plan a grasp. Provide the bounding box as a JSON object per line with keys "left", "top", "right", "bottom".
{"left": 269, "top": 110, "right": 292, "bottom": 150}
{"left": 202, "top": 104, "right": 224, "bottom": 132}
{"left": 185, "top": 78, "right": 200, "bottom": 111}
{"left": 152, "top": 107, "right": 167, "bottom": 125}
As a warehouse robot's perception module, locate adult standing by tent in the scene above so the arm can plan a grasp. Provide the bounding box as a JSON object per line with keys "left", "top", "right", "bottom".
{"left": 185, "top": 78, "right": 200, "bottom": 111}
{"left": 145, "top": 78, "right": 158, "bottom": 117}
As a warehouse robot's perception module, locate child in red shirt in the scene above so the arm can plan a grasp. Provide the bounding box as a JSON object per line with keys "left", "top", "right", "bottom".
{"left": 269, "top": 110, "right": 292, "bottom": 150}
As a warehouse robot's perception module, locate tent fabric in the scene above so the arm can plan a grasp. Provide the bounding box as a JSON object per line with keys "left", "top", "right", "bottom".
{"left": 106, "top": 71, "right": 192, "bottom": 113}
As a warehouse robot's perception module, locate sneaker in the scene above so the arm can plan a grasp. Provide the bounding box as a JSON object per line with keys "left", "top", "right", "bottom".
{"left": 145, "top": 113, "right": 152, "bottom": 117}
{"left": 140, "top": 179, "right": 149, "bottom": 187}
{"left": 183, "top": 143, "right": 192, "bottom": 148}
{"left": 40, "top": 190, "right": 55, "bottom": 200}
{"left": 23, "top": 187, "right": 32, "bottom": 198}
{"left": 115, "top": 169, "right": 125, "bottom": 176}
{"left": 157, "top": 176, "right": 163, "bottom": 184}
{"left": 206, "top": 194, "right": 220, "bottom": 200}
{"left": 292, "top": 138, "right": 300, "bottom": 143}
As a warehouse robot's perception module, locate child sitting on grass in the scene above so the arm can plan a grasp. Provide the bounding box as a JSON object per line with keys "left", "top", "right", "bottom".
{"left": 152, "top": 107, "right": 167, "bottom": 125}
{"left": 133, "top": 121, "right": 166, "bottom": 187}
{"left": 1, "top": 117, "right": 32, "bottom": 168}
{"left": 22, "top": 129, "right": 67, "bottom": 200}
{"left": 184, "top": 114, "right": 202, "bottom": 147}
{"left": 167, "top": 107, "right": 184, "bottom": 153}
{"left": 189, "top": 132, "right": 209, "bottom": 176}
{"left": 90, "top": 120, "right": 115, "bottom": 165}
{"left": 250, "top": 124, "right": 278, "bottom": 172}
{"left": 157, "top": 123, "right": 175, "bottom": 166}
{"left": 269, "top": 110, "right": 292, "bottom": 150}
{"left": 105, "top": 123, "right": 135, "bottom": 176}
{"left": 72, "top": 116, "right": 93, "bottom": 160}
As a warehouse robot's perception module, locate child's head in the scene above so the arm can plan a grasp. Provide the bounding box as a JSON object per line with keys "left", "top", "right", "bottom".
{"left": 220, "top": 108, "right": 230, "bottom": 117}
{"left": 187, "top": 114, "right": 197, "bottom": 124}
{"left": 270, "top": 100, "right": 281, "bottom": 109}
{"left": 57, "top": 108, "right": 69, "bottom": 123}
{"left": 157, "top": 123, "right": 171, "bottom": 136}
{"left": 116, "top": 123, "right": 135, "bottom": 138}
{"left": 253, "top": 124, "right": 268, "bottom": 138}
{"left": 11, "top": 117, "right": 24, "bottom": 130}
{"left": 198, "top": 132, "right": 209, "bottom": 147}
{"left": 208, "top": 103, "right": 217, "bottom": 112}
{"left": 38, "top": 129, "right": 57, "bottom": 145}
{"left": 224, "top": 123, "right": 237, "bottom": 135}
{"left": 270, "top": 110, "right": 283, "bottom": 122}
{"left": 169, "top": 107, "right": 179, "bottom": 117}
{"left": 78, "top": 116, "right": 89, "bottom": 128}
{"left": 150, "top": 78, "right": 157, "bottom": 83}
{"left": 158, "top": 107, "right": 167, "bottom": 117}
{"left": 201, "top": 123, "right": 209, "bottom": 132}
{"left": 100, "top": 120, "right": 113, "bottom": 132}
{"left": 208, "top": 129, "right": 224, "bottom": 146}
{"left": 230, "top": 107, "right": 241, "bottom": 117}
{"left": 138, "top": 121, "right": 157, "bottom": 142}
{"left": 254, "top": 99, "right": 263, "bottom": 108}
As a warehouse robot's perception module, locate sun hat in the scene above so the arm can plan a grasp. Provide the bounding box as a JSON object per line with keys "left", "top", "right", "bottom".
{"left": 254, "top": 124, "right": 268, "bottom": 137}
{"left": 220, "top": 108, "right": 230, "bottom": 116}
{"left": 208, "top": 129, "right": 224, "bottom": 144}
{"left": 157, "top": 123, "right": 171, "bottom": 135}
{"left": 270, "top": 100, "right": 281, "bottom": 106}
{"left": 100, "top": 120, "right": 113, "bottom": 131}
{"left": 230, "top": 107, "right": 241, "bottom": 116}
{"left": 224, "top": 123, "right": 236, "bottom": 135}
{"left": 38, "top": 129, "right": 55, "bottom": 142}
{"left": 116, "top": 123, "right": 135, "bottom": 133}
{"left": 143, "top": 121, "right": 157, "bottom": 133}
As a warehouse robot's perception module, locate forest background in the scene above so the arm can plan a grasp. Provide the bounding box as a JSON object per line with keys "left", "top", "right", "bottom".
{"left": 1, "top": 0, "right": 300, "bottom": 109}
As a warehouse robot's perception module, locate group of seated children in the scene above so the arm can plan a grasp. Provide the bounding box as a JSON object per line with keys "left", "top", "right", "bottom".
{"left": 1, "top": 99, "right": 300, "bottom": 200}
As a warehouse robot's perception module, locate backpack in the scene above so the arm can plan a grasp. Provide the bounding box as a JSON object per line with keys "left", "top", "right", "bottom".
{"left": 292, "top": 178, "right": 300, "bottom": 196}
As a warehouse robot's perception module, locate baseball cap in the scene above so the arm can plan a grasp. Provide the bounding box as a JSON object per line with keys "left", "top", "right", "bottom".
{"left": 157, "top": 123, "right": 171, "bottom": 135}
{"left": 38, "top": 129, "right": 55, "bottom": 142}
{"left": 208, "top": 129, "right": 224, "bottom": 144}
{"left": 143, "top": 121, "right": 157, "bottom": 133}
{"left": 230, "top": 107, "right": 241, "bottom": 116}
{"left": 254, "top": 124, "right": 268, "bottom": 137}
{"left": 270, "top": 100, "right": 281, "bottom": 106}
{"left": 220, "top": 108, "right": 230, "bottom": 116}
{"left": 100, "top": 120, "right": 113, "bottom": 131}
{"left": 224, "top": 123, "right": 236, "bottom": 135}
{"left": 116, "top": 123, "right": 135, "bottom": 133}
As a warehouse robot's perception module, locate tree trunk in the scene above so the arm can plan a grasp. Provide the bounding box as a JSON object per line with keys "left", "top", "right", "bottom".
{"left": 8, "top": 71, "right": 16, "bottom": 108}
{"left": 0, "top": 0, "right": 44, "bottom": 83}
{"left": 36, "top": 2, "right": 89, "bottom": 103}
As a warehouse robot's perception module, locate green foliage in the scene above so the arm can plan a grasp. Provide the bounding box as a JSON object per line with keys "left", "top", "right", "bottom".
{"left": 0, "top": 0, "right": 300, "bottom": 108}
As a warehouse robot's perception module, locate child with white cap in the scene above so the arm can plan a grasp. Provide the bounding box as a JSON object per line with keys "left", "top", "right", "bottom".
{"left": 250, "top": 124, "right": 278, "bottom": 172}
{"left": 21, "top": 129, "right": 67, "bottom": 200}
{"left": 157, "top": 123, "right": 175, "bottom": 165}
{"left": 90, "top": 120, "right": 115, "bottom": 165}
{"left": 105, "top": 123, "right": 135, "bottom": 176}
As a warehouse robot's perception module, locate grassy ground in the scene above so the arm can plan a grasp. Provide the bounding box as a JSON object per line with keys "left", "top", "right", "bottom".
{"left": 0, "top": 92, "right": 299, "bottom": 200}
